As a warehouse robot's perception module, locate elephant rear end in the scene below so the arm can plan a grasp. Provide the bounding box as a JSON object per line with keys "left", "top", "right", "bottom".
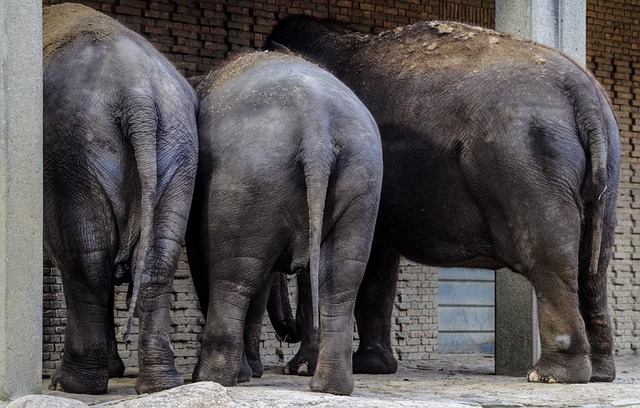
{"left": 186, "top": 51, "right": 382, "bottom": 396}
{"left": 266, "top": 17, "right": 621, "bottom": 384}
{"left": 43, "top": 3, "right": 198, "bottom": 395}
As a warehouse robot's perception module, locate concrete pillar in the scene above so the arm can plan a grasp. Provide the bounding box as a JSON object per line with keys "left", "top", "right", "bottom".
{"left": 495, "top": 270, "right": 540, "bottom": 376}
{"left": 0, "top": 0, "right": 44, "bottom": 400}
{"left": 493, "top": 0, "right": 586, "bottom": 376}
{"left": 495, "top": 0, "right": 586, "bottom": 65}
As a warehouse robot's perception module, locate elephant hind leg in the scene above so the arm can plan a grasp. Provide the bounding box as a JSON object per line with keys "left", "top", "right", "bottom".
{"left": 50, "top": 249, "right": 115, "bottom": 394}
{"left": 523, "top": 248, "right": 592, "bottom": 383}
{"left": 193, "top": 257, "right": 268, "bottom": 387}
{"left": 579, "top": 206, "right": 616, "bottom": 382}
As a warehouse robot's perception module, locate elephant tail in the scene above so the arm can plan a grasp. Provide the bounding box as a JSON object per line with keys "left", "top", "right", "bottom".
{"left": 571, "top": 68, "right": 618, "bottom": 276}
{"left": 298, "top": 132, "right": 337, "bottom": 334}
{"left": 120, "top": 96, "right": 159, "bottom": 341}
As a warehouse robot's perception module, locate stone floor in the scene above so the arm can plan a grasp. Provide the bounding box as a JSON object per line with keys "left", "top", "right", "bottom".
{"left": 18, "top": 354, "right": 640, "bottom": 407}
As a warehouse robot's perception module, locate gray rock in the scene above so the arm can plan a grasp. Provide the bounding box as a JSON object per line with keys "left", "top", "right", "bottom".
{"left": 227, "top": 387, "right": 475, "bottom": 408}
{"left": 96, "top": 382, "right": 236, "bottom": 407}
{"left": 8, "top": 395, "right": 89, "bottom": 408}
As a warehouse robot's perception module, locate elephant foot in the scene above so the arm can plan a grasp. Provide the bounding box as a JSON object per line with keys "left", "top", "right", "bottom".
{"left": 353, "top": 345, "right": 398, "bottom": 374}
{"left": 239, "top": 356, "right": 254, "bottom": 383}
{"left": 193, "top": 358, "right": 244, "bottom": 387}
{"left": 527, "top": 353, "right": 591, "bottom": 384}
{"left": 589, "top": 353, "right": 615, "bottom": 382}
{"left": 108, "top": 355, "right": 125, "bottom": 378}
{"left": 50, "top": 364, "right": 108, "bottom": 394}
{"left": 246, "top": 355, "right": 264, "bottom": 378}
{"left": 135, "top": 365, "right": 183, "bottom": 394}
{"left": 283, "top": 346, "right": 318, "bottom": 376}
{"left": 310, "top": 365, "right": 354, "bottom": 396}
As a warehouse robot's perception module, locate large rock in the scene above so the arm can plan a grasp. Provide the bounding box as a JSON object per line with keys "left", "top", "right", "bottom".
{"left": 227, "top": 387, "right": 471, "bottom": 408}
{"left": 8, "top": 395, "right": 88, "bottom": 408}
{"left": 102, "top": 382, "right": 235, "bottom": 407}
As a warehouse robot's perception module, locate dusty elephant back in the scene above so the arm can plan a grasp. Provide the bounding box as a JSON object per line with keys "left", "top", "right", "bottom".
{"left": 270, "top": 17, "right": 585, "bottom": 85}
{"left": 360, "top": 21, "right": 565, "bottom": 74}
{"left": 43, "top": 3, "right": 132, "bottom": 61}
{"left": 195, "top": 51, "right": 313, "bottom": 97}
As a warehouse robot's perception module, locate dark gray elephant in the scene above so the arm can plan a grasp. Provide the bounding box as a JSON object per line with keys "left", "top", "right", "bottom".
{"left": 185, "top": 51, "right": 382, "bottom": 396}
{"left": 266, "top": 17, "right": 620, "bottom": 384}
{"left": 43, "top": 4, "right": 198, "bottom": 395}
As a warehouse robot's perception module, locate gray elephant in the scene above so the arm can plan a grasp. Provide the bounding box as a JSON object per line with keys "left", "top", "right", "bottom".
{"left": 185, "top": 51, "right": 382, "bottom": 396}
{"left": 43, "top": 4, "right": 198, "bottom": 394}
{"left": 266, "top": 17, "right": 620, "bottom": 384}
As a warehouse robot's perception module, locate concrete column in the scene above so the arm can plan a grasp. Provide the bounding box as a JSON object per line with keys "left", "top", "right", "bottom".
{"left": 0, "top": 0, "right": 44, "bottom": 400}
{"left": 493, "top": 0, "right": 586, "bottom": 376}
{"left": 495, "top": 270, "right": 540, "bottom": 376}
{"left": 495, "top": 0, "right": 586, "bottom": 65}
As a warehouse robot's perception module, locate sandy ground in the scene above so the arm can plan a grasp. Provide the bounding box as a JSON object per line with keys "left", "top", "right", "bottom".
{"left": 34, "top": 354, "right": 640, "bottom": 407}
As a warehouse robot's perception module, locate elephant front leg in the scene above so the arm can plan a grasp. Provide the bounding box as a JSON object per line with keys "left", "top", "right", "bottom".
{"left": 527, "top": 268, "right": 592, "bottom": 384}
{"left": 353, "top": 240, "right": 400, "bottom": 374}
{"left": 283, "top": 272, "right": 319, "bottom": 377}
{"left": 108, "top": 290, "right": 125, "bottom": 378}
{"left": 244, "top": 274, "right": 275, "bottom": 378}
{"left": 135, "top": 282, "right": 183, "bottom": 394}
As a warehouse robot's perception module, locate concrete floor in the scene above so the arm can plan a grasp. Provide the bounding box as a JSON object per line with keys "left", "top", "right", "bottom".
{"left": 36, "top": 354, "right": 640, "bottom": 407}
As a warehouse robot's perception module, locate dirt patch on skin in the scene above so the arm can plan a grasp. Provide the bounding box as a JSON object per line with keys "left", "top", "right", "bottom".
{"left": 347, "top": 20, "right": 558, "bottom": 75}
{"left": 43, "top": 3, "right": 127, "bottom": 61}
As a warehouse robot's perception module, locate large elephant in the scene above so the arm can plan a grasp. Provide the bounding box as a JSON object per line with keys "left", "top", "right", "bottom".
{"left": 185, "top": 51, "right": 382, "bottom": 396}
{"left": 43, "top": 4, "right": 198, "bottom": 395}
{"left": 265, "top": 17, "right": 620, "bottom": 384}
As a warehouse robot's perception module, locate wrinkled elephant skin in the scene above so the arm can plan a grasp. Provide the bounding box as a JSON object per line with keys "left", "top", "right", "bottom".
{"left": 185, "top": 52, "right": 382, "bottom": 396}
{"left": 43, "top": 4, "right": 198, "bottom": 395}
{"left": 266, "top": 17, "right": 620, "bottom": 384}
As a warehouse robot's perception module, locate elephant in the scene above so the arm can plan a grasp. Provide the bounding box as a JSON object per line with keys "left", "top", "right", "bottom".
{"left": 265, "top": 16, "right": 621, "bottom": 384}
{"left": 43, "top": 3, "right": 198, "bottom": 395}
{"left": 184, "top": 51, "right": 383, "bottom": 396}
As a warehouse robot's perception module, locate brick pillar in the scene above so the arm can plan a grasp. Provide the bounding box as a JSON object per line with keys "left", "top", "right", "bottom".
{"left": 0, "top": 0, "right": 44, "bottom": 399}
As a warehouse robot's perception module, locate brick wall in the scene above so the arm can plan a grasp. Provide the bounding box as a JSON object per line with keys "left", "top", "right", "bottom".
{"left": 43, "top": 254, "right": 437, "bottom": 376}
{"left": 41, "top": 0, "right": 639, "bottom": 376}
{"left": 42, "top": 0, "right": 494, "bottom": 77}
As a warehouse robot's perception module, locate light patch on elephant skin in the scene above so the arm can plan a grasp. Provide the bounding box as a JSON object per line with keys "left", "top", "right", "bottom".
{"left": 527, "top": 370, "right": 558, "bottom": 383}
{"left": 554, "top": 334, "right": 572, "bottom": 348}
